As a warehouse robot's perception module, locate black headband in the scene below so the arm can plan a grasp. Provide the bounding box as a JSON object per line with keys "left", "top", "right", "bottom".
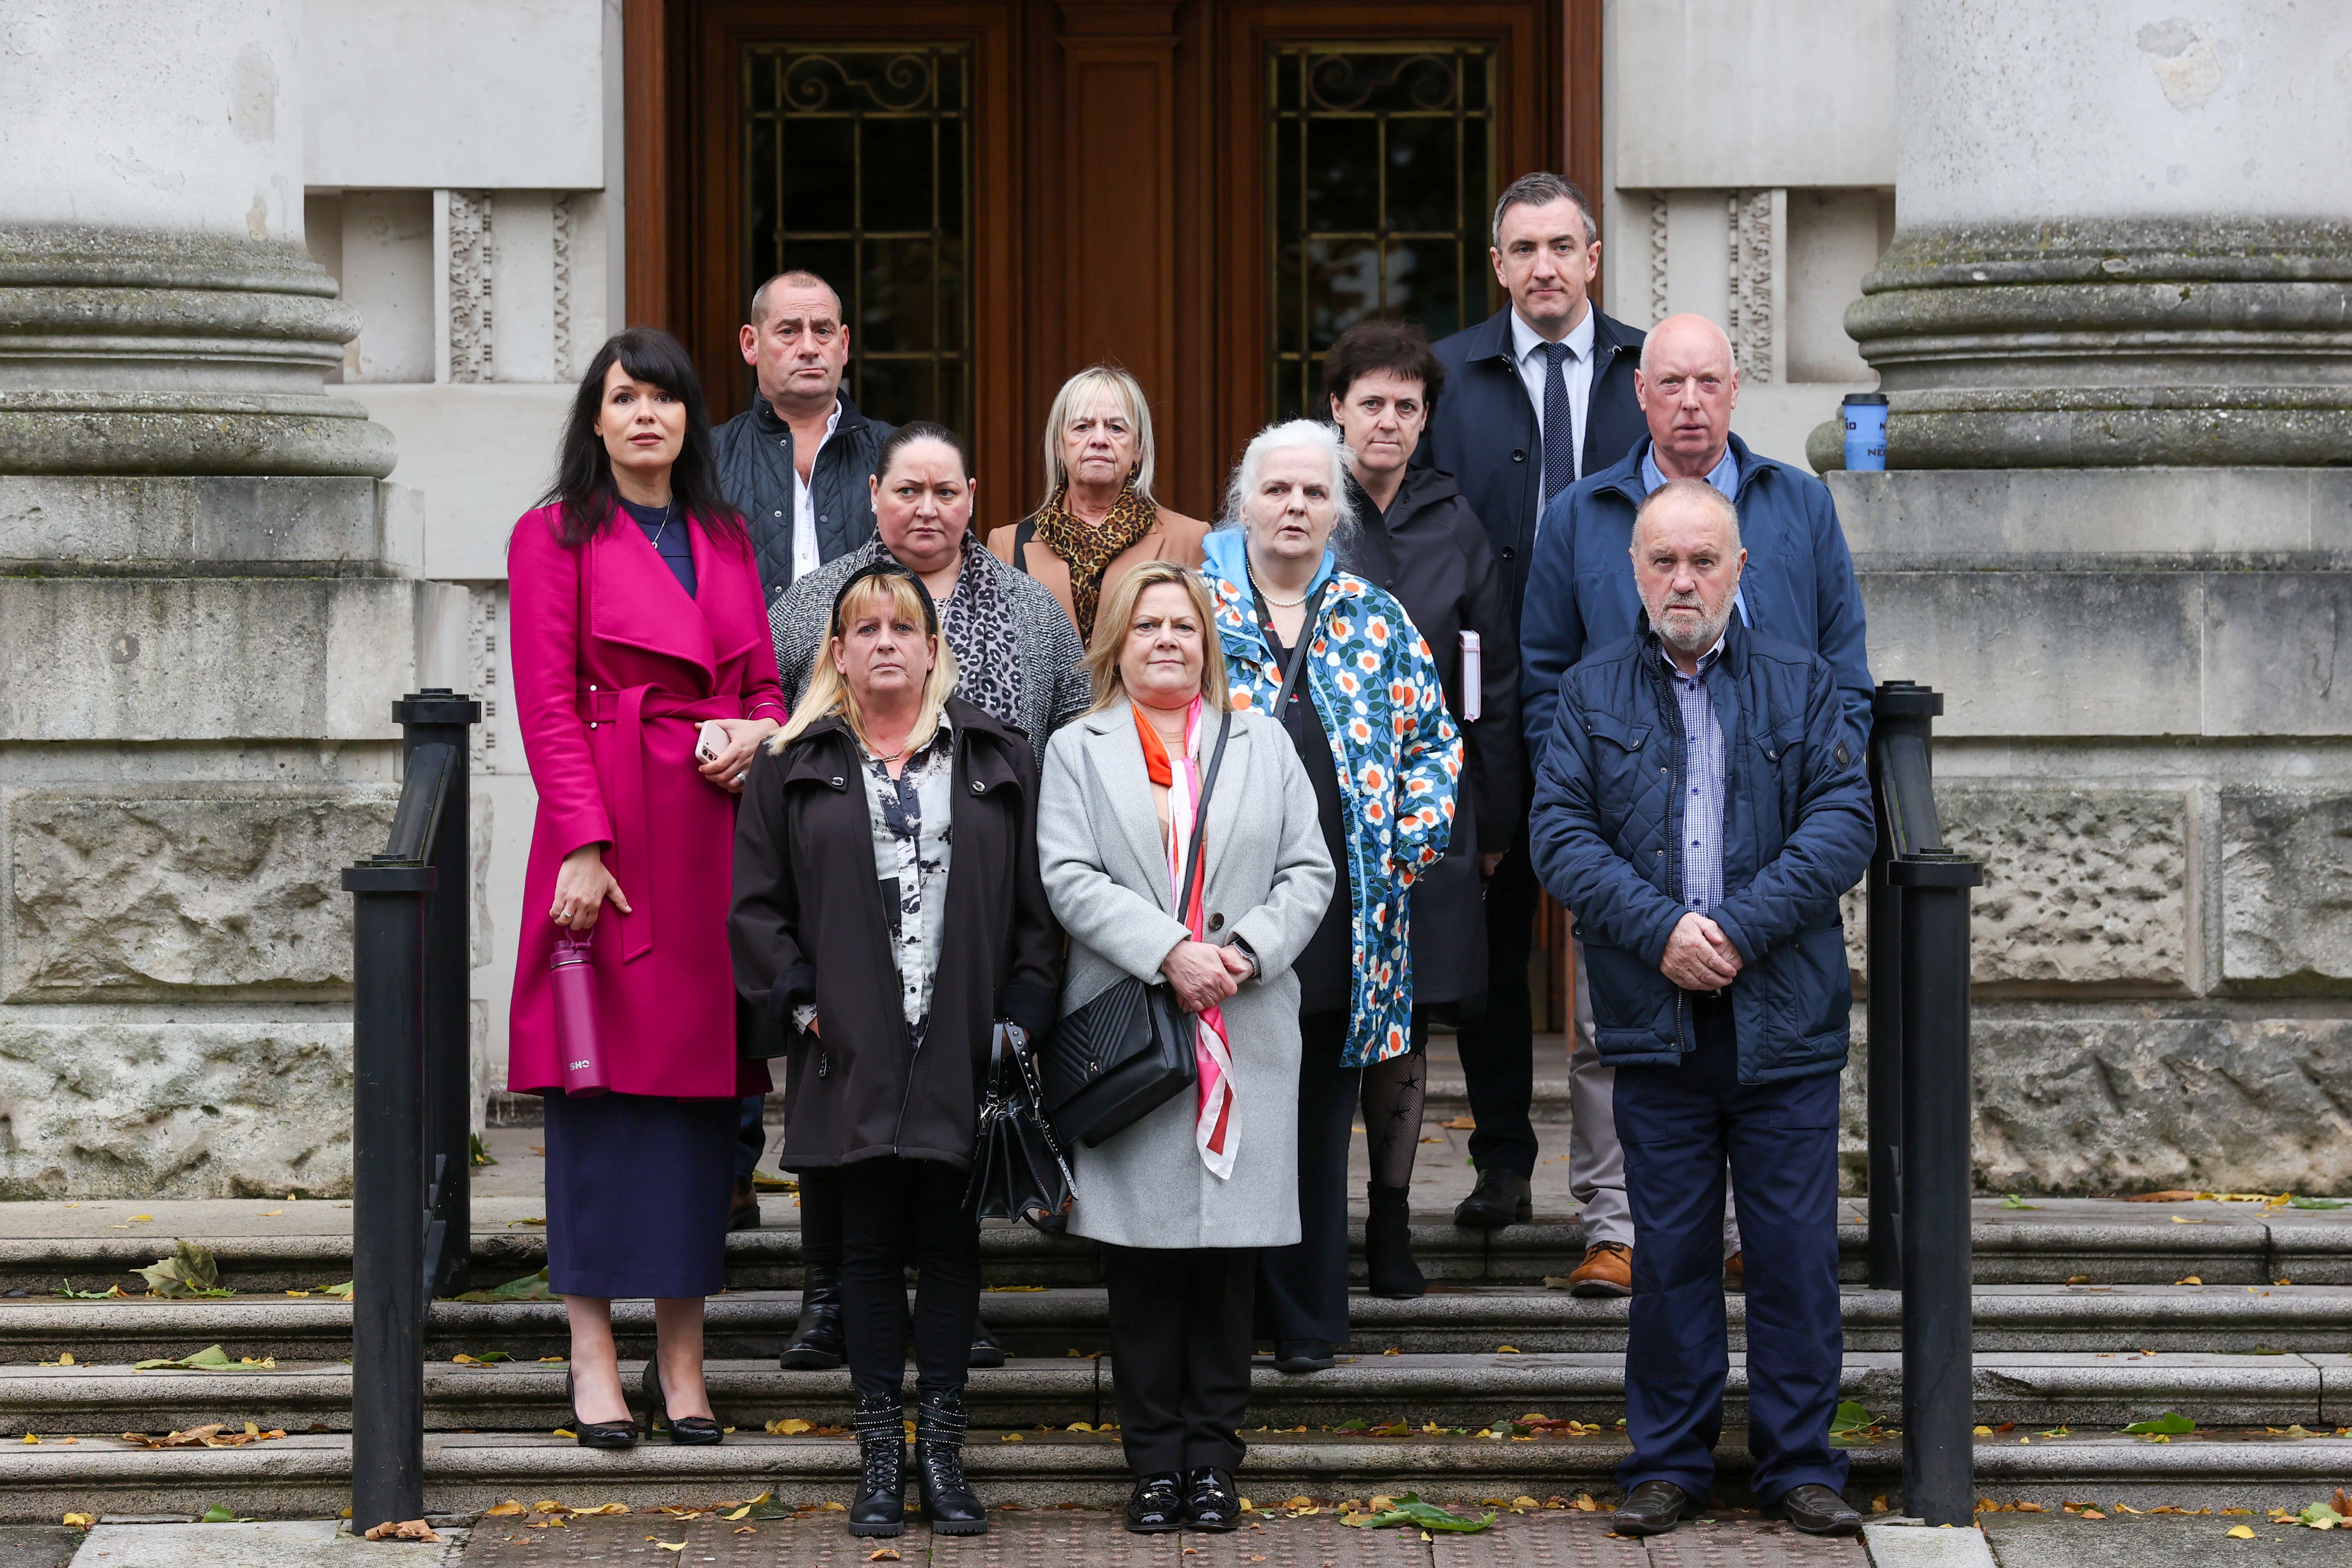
{"left": 830, "top": 560, "right": 939, "bottom": 639}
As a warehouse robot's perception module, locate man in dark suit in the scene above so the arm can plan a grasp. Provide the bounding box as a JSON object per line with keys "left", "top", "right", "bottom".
{"left": 1418, "top": 172, "right": 1647, "bottom": 1231}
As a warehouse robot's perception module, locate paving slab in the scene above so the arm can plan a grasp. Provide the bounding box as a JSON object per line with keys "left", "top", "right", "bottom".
{"left": 0, "top": 1527, "right": 79, "bottom": 1568}
{"left": 1981, "top": 1511, "right": 2352, "bottom": 1564}
{"left": 67, "top": 1520, "right": 463, "bottom": 1566}
{"left": 1860, "top": 1522, "right": 1995, "bottom": 1568}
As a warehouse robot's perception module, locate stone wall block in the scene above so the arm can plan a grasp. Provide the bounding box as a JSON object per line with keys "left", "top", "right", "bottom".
{"left": 2222, "top": 791, "right": 2352, "bottom": 986}
{"left": 0, "top": 1019, "right": 351, "bottom": 1199}
{"left": 1836, "top": 786, "right": 2192, "bottom": 992}
{"left": 4, "top": 788, "right": 397, "bottom": 1000}
{"left": 1969, "top": 1012, "right": 2352, "bottom": 1195}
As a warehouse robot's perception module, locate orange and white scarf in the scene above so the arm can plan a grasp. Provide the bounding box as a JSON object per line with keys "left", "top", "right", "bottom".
{"left": 1133, "top": 697, "right": 1238, "bottom": 1181}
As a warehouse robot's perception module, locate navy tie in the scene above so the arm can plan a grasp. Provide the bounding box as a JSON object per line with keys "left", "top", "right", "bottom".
{"left": 1538, "top": 341, "right": 1576, "bottom": 502}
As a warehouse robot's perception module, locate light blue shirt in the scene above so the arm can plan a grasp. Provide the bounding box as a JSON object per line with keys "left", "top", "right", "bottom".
{"left": 1661, "top": 635, "right": 1727, "bottom": 916}
{"left": 1640, "top": 443, "right": 1749, "bottom": 630}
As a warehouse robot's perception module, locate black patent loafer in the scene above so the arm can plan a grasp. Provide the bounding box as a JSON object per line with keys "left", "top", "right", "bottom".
{"left": 968, "top": 1320, "right": 1007, "bottom": 1369}
{"left": 1125, "top": 1472, "right": 1184, "bottom": 1533}
{"left": 1611, "top": 1480, "right": 1690, "bottom": 1537}
{"left": 1765, "top": 1483, "right": 1863, "bottom": 1536}
{"left": 1183, "top": 1466, "right": 1242, "bottom": 1532}
{"left": 1272, "top": 1339, "right": 1334, "bottom": 1374}
{"left": 1451, "top": 1167, "right": 1533, "bottom": 1229}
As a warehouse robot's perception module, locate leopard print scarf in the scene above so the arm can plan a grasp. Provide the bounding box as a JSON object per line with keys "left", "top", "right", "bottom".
{"left": 1032, "top": 479, "right": 1158, "bottom": 642}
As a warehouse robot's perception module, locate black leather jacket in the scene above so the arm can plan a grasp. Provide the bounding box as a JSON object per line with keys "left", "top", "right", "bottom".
{"left": 712, "top": 392, "right": 897, "bottom": 605}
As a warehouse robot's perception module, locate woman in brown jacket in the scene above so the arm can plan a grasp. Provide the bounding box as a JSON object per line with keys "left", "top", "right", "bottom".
{"left": 730, "top": 561, "right": 1061, "bottom": 1539}
{"left": 989, "top": 364, "right": 1208, "bottom": 645}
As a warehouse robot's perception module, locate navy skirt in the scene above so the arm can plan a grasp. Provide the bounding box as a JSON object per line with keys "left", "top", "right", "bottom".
{"left": 543, "top": 1091, "right": 735, "bottom": 1298}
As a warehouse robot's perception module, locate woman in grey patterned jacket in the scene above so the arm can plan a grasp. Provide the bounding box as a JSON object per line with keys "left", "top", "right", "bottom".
{"left": 762, "top": 422, "right": 1088, "bottom": 1379}
{"left": 766, "top": 422, "right": 1088, "bottom": 768}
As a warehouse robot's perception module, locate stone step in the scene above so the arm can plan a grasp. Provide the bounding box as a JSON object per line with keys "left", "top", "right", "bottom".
{"left": 6, "top": 1195, "right": 2345, "bottom": 1291}
{"left": 3, "top": 1427, "right": 2348, "bottom": 1522}
{"left": 5, "top": 1283, "right": 2349, "bottom": 1363}
{"left": 2, "top": 1351, "right": 2342, "bottom": 1436}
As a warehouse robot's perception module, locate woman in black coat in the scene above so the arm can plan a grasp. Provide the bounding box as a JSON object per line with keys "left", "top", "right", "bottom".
{"left": 730, "top": 561, "right": 1061, "bottom": 1539}
{"left": 1325, "top": 319, "right": 1524, "bottom": 1298}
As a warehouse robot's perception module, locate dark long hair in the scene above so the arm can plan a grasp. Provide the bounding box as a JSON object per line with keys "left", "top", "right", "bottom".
{"left": 539, "top": 329, "right": 743, "bottom": 547}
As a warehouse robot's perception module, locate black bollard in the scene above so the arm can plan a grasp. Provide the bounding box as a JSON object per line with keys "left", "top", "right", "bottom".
{"left": 344, "top": 853, "right": 434, "bottom": 1532}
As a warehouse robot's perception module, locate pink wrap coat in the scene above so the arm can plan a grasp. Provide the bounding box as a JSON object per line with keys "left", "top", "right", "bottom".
{"left": 506, "top": 502, "right": 788, "bottom": 1099}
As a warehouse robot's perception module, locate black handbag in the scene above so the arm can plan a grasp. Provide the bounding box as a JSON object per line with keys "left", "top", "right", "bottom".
{"left": 1042, "top": 709, "right": 1232, "bottom": 1149}
{"left": 964, "top": 1022, "right": 1078, "bottom": 1232}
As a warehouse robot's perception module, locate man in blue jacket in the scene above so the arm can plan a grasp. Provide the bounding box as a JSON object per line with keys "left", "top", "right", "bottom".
{"left": 1521, "top": 313, "right": 1872, "bottom": 1298}
{"left": 1419, "top": 171, "right": 1647, "bottom": 1232}
{"left": 1528, "top": 479, "right": 1872, "bottom": 1539}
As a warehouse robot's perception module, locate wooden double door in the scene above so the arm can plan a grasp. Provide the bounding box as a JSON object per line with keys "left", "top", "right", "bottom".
{"left": 628, "top": 0, "right": 1596, "bottom": 527}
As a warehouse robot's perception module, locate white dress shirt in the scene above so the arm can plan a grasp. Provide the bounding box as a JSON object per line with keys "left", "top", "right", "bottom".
{"left": 788, "top": 399, "right": 844, "bottom": 582}
{"left": 1509, "top": 305, "right": 1597, "bottom": 485}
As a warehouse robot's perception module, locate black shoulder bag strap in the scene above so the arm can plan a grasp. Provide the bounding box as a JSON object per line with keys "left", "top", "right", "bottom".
{"left": 1009, "top": 518, "right": 1039, "bottom": 577}
{"left": 1260, "top": 578, "right": 1334, "bottom": 720}
{"left": 1172, "top": 709, "right": 1232, "bottom": 928}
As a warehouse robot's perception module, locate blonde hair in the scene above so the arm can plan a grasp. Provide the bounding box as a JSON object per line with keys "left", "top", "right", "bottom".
{"left": 1085, "top": 561, "right": 1231, "bottom": 716}
{"left": 770, "top": 573, "right": 959, "bottom": 755}
{"left": 1042, "top": 364, "right": 1158, "bottom": 508}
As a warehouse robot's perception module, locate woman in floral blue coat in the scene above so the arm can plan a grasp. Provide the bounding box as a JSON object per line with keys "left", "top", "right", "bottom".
{"left": 1198, "top": 419, "right": 1460, "bottom": 1373}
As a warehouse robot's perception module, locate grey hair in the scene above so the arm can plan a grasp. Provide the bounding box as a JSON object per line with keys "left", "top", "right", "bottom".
{"left": 1632, "top": 477, "right": 1743, "bottom": 551}
{"left": 747, "top": 269, "right": 843, "bottom": 328}
{"left": 1490, "top": 171, "right": 1598, "bottom": 248}
{"left": 1219, "top": 419, "right": 1360, "bottom": 549}
{"left": 1040, "top": 364, "right": 1157, "bottom": 507}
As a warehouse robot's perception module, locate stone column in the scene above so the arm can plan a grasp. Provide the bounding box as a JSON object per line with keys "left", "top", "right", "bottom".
{"left": 1825, "top": 1, "right": 2352, "bottom": 1195}
{"left": 0, "top": 4, "right": 455, "bottom": 1197}
{"left": 1850, "top": 0, "right": 2352, "bottom": 467}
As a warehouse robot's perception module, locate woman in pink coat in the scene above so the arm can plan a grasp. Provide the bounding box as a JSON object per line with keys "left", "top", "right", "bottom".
{"left": 507, "top": 328, "right": 787, "bottom": 1448}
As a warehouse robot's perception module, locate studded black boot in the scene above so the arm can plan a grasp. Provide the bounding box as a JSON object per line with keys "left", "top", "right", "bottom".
{"left": 913, "top": 1387, "right": 988, "bottom": 1535}
{"left": 846, "top": 1394, "right": 906, "bottom": 1537}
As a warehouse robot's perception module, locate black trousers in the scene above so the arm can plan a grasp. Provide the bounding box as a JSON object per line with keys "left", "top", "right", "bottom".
{"left": 1453, "top": 838, "right": 1540, "bottom": 1177}
{"left": 796, "top": 1165, "right": 843, "bottom": 1273}
{"left": 1253, "top": 1010, "right": 1359, "bottom": 1346}
{"left": 1103, "top": 1244, "right": 1257, "bottom": 1476}
{"left": 838, "top": 1156, "right": 981, "bottom": 1403}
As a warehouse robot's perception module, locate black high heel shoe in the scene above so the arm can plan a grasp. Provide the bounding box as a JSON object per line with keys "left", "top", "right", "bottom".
{"left": 565, "top": 1369, "right": 638, "bottom": 1449}
{"left": 640, "top": 1358, "right": 724, "bottom": 1445}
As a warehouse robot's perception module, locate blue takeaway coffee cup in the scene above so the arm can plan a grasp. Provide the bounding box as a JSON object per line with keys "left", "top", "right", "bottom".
{"left": 1842, "top": 393, "right": 1889, "bottom": 471}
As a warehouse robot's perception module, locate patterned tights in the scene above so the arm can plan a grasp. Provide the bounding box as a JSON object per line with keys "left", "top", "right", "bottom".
{"left": 1357, "top": 1040, "right": 1428, "bottom": 1190}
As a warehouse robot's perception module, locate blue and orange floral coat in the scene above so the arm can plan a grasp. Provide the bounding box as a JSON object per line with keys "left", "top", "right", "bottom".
{"left": 1200, "top": 529, "right": 1461, "bottom": 1067}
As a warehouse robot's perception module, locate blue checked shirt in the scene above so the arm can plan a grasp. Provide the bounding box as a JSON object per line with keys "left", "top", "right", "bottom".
{"left": 1664, "top": 637, "right": 1727, "bottom": 914}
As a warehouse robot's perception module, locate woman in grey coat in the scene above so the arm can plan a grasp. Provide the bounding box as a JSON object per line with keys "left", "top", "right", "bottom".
{"left": 1036, "top": 561, "right": 1333, "bottom": 1537}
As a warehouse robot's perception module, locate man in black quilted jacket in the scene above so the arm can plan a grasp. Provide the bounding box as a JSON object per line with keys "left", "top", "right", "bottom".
{"left": 712, "top": 269, "right": 897, "bottom": 607}
{"left": 1527, "top": 480, "right": 1873, "bottom": 1541}
{"left": 713, "top": 269, "right": 895, "bottom": 1241}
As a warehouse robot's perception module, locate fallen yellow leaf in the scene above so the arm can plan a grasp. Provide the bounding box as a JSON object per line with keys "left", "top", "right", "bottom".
{"left": 1496, "top": 1345, "right": 1521, "bottom": 1354}
{"left": 2226, "top": 1525, "right": 2256, "bottom": 1538}
{"left": 766, "top": 1418, "right": 813, "bottom": 1435}
{"left": 129, "top": 1215, "right": 152, "bottom": 1222}
{"left": 868, "top": 1552, "right": 902, "bottom": 1562}
{"left": 484, "top": 1502, "right": 527, "bottom": 1517}
{"left": 2177, "top": 1276, "right": 2204, "bottom": 1286}
{"left": 1000, "top": 1432, "right": 1025, "bottom": 1442}
{"left": 62, "top": 1514, "right": 95, "bottom": 1529}
{"left": 820, "top": 1501, "right": 847, "bottom": 1512}
{"left": 655, "top": 1543, "right": 687, "bottom": 1553}
{"left": 1067, "top": 1422, "right": 1093, "bottom": 1432}
{"left": 722, "top": 1505, "right": 751, "bottom": 1521}
{"left": 260, "top": 1210, "right": 281, "bottom": 1217}
{"left": 1284, "top": 1496, "right": 1313, "bottom": 1508}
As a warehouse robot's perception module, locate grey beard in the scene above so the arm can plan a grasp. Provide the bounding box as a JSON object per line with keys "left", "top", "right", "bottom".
{"left": 1655, "top": 600, "right": 1732, "bottom": 656}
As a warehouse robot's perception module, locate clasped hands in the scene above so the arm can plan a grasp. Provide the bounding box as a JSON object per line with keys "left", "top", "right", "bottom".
{"left": 1660, "top": 911, "right": 1743, "bottom": 991}
{"left": 1161, "top": 938, "right": 1253, "bottom": 1014}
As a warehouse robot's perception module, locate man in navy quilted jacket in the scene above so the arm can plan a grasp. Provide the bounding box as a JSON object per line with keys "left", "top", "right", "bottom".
{"left": 1527, "top": 479, "right": 1873, "bottom": 1540}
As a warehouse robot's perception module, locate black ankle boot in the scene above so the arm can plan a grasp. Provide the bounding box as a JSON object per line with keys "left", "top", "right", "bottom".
{"left": 914, "top": 1388, "right": 988, "bottom": 1535}
{"left": 846, "top": 1394, "right": 906, "bottom": 1537}
{"left": 782, "top": 1263, "right": 845, "bottom": 1370}
{"left": 1365, "top": 1182, "right": 1425, "bottom": 1298}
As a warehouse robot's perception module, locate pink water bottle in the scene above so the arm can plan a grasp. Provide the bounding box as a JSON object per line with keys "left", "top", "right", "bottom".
{"left": 549, "top": 930, "right": 609, "bottom": 1096}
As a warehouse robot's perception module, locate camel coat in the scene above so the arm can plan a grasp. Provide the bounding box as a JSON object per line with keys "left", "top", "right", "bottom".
{"left": 1036, "top": 699, "right": 1335, "bottom": 1249}
{"left": 988, "top": 503, "right": 1210, "bottom": 644}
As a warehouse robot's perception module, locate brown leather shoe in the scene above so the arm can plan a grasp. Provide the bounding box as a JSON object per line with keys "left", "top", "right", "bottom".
{"left": 727, "top": 1179, "right": 761, "bottom": 1231}
{"left": 1566, "top": 1241, "right": 1632, "bottom": 1298}
{"left": 1723, "top": 1251, "right": 1745, "bottom": 1291}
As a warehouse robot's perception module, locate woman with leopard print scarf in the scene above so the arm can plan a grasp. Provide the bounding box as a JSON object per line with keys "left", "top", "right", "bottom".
{"left": 989, "top": 364, "right": 1209, "bottom": 646}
